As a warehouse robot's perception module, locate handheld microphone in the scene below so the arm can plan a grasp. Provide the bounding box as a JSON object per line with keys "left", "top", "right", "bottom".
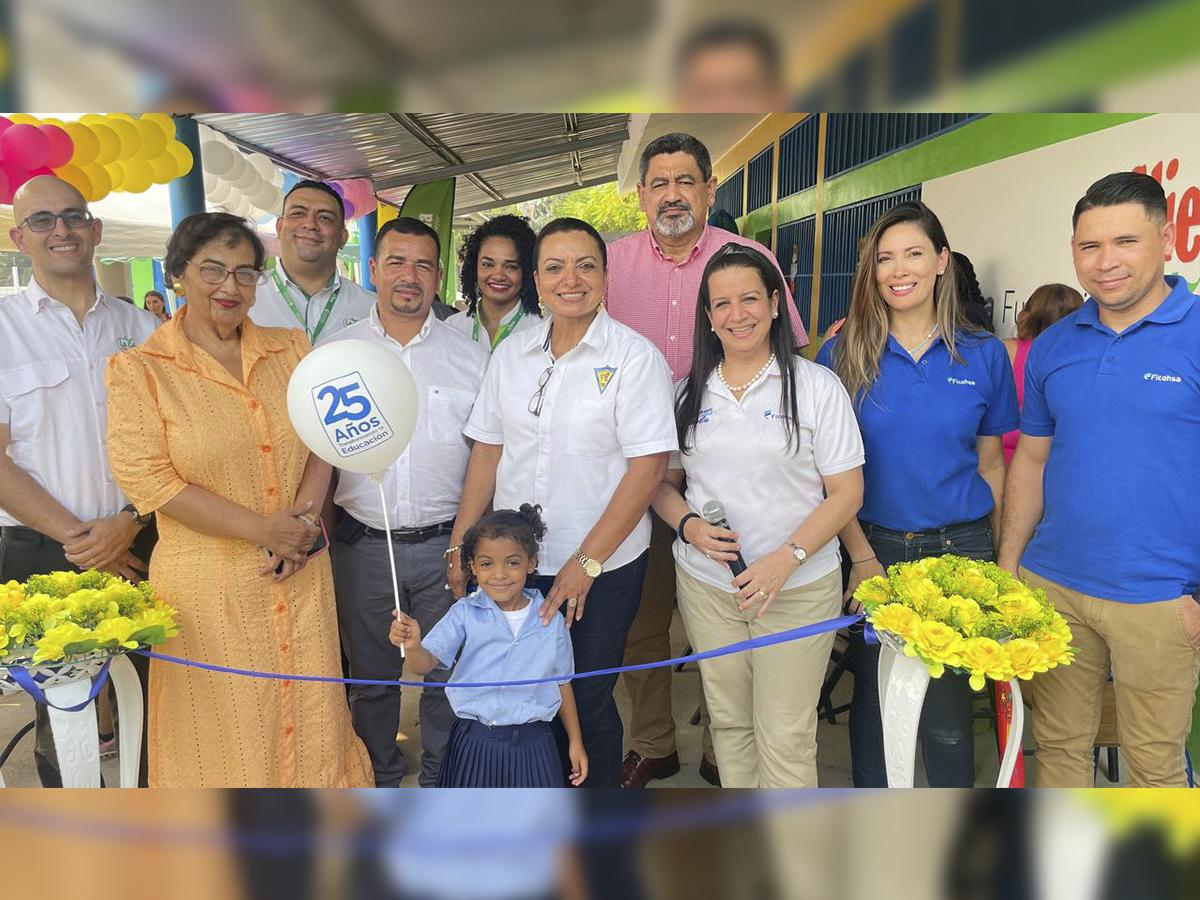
{"left": 700, "top": 500, "right": 747, "bottom": 577}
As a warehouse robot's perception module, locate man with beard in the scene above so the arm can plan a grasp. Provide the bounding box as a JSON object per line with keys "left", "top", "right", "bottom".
{"left": 326, "top": 217, "right": 488, "bottom": 786}
{"left": 606, "top": 132, "right": 808, "bottom": 787}
{"left": 252, "top": 180, "right": 376, "bottom": 342}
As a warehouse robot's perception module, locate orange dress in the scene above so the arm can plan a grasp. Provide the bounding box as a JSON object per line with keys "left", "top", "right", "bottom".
{"left": 106, "top": 307, "right": 372, "bottom": 787}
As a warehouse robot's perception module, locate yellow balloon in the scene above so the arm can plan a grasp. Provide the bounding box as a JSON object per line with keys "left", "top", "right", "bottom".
{"left": 148, "top": 152, "right": 177, "bottom": 184}
{"left": 7, "top": 113, "right": 40, "bottom": 125}
{"left": 64, "top": 122, "right": 99, "bottom": 167}
{"left": 109, "top": 112, "right": 135, "bottom": 123}
{"left": 166, "top": 140, "right": 194, "bottom": 178}
{"left": 105, "top": 116, "right": 141, "bottom": 159}
{"left": 79, "top": 113, "right": 106, "bottom": 127}
{"left": 134, "top": 118, "right": 168, "bottom": 159}
{"left": 90, "top": 123, "right": 121, "bottom": 165}
{"left": 83, "top": 163, "right": 112, "bottom": 199}
{"left": 104, "top": 160, "right": 126, "bottom": 192}
{"left": 141, "top": 112, "right": 176, "bottom": 139}
{"left": 120, "top": 158, "right": 153, "bottom": 194}
{"left": 53, "top": 163, "right": 93, "bottom": 201}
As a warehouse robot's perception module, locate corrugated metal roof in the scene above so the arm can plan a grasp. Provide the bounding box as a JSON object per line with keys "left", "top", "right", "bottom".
{"left": 194, "top": 113, "right": 630, "bottom": 215}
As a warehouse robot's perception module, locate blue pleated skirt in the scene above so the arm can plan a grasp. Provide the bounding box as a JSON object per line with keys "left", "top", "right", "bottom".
{"left": 435, "top": 717, "right": 565, "bottom": 788}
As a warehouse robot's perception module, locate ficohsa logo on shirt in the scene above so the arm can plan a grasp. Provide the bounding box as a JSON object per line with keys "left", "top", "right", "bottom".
{"left": 311, "top": 371, "right": 395, "bottom": 457}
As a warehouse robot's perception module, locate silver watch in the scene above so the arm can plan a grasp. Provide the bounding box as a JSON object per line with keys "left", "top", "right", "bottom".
{"left": 786, "top": 541, "right": 808, "bottom": 565}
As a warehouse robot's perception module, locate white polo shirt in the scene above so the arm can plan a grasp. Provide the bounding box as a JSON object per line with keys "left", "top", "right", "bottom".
{"left": 444, "top": 303, "right": 542, "bottom": 354}
{"left": 251, "top": 265, "right": 377, "bottom": 344}
{"left": 328, "top": 306, "right": 489, "bottom": 529}
{"left": 0, "top": 280, "right": 157, "bottom": 526}
{"left": 670, "top": 355, "right": 865, "bottom": 592}
{"left": 465, "top": 310, "right": 678, "bottom": 574}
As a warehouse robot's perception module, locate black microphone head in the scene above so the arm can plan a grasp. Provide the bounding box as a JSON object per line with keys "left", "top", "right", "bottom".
{"left": 701, "top": 500, "right": 725, "bottom": 525}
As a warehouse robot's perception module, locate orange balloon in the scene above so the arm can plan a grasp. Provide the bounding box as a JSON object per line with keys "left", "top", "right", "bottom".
{"left": 63, "top": 122, "right": 99, "bottom": 167}
{"left": 134, "top": 117, "right": 168, "bottom": 158}
{"left": 119, "top": 158, "right": 153, "bottom": 193}
{"left": 141, "top": 112, "right": 176, "bottom": 139}
{"left": 166, "top": 140, "right": 194, "bottom": 178}
{"left": 83, "top": 163, "right": 112, "bottom": 199}
{"left": 105, "top": 116, "right": 141, "bottom": 159}
{"left": 90, "top": 123, "right": 121, "bottom": 165}
{"left": 148, "top": 152, "right": 177, "bottom": 184}
{"left": 53, "top": 163, "right": 93, "bottom": 201}
{"left": 103, "top": 160, "right": 126, "bottom": 191}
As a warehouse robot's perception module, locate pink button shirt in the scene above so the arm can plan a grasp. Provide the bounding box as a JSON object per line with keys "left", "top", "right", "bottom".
{"left": 606, "top": 225, "right": 809, "bottom": 380}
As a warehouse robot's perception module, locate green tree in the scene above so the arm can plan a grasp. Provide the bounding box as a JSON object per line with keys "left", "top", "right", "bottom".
{"left": 485, "top": 182, "right": 646, "bottom": 235}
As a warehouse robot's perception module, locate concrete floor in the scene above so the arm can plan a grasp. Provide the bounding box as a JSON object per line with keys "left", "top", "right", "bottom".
{"left": 0, "top": 611, "right": 1129, "bottom": 788}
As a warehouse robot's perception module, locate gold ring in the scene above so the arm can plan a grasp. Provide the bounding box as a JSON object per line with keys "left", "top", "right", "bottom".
{"left": 756, "top": 590, "right": 767, "bottom": 599}
{"left": 567, "top": 598, "right": 578, "bottom": 606}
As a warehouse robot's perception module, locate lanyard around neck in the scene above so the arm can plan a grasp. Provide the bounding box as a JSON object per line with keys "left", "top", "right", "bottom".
{"left": 272, "top": 269, "right": 340, "bottom": 342}
{"left": 472, "top": 304, "right": 525, "bottom": 350}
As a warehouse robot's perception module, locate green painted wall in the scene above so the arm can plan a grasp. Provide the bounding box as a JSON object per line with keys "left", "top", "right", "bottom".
{"left": 741, "top": 113, "right": 1148, "bottom": 236}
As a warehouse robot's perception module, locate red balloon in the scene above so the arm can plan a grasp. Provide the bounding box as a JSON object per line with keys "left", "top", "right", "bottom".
{"left": 0, "top": 124, "right": 51, "bottom": 169}
{"left": 0, "top": 169, "right": 10, "bottom": 205}
{"left": 39, "top": 124, "right": 75, "bottom": 168}
{"left": 0, "top": 160, "right": 30, "bottom": 202}
{"left": 0, "top": 116, "right": 12, "bottom": 135}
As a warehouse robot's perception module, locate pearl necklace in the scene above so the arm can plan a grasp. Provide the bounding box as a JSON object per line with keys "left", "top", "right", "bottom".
{"left": 718, "top": 353, "right": 775, "bottom": 393}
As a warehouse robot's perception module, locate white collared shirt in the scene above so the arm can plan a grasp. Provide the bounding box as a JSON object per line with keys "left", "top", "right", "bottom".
{"left": 444, "top": 303, "right": 541, "bottom": 353}
{"left": 251, "top": 265, "right": 377, "bottom": 343}
{"left": 0, "top": 279, "right": 157, "bottom": 526}
{"left": 670, "top": 356, "right": 865, "bottom": 592}
{"left": 329, "top": 306, "right": 489, "bottom": 529}
{"left": 465, "top": 310, "right": 678, "bottom": 574}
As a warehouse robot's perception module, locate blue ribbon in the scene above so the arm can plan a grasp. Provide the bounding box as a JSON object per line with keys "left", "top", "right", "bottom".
{"left": 136, "top": 613, "right": 864, "bottom": 689}
{"left": 863, "top": 623, "right": 879, "bottom": 645}
{"left": 7, "top": 657, "right": 113, "bottom": 711}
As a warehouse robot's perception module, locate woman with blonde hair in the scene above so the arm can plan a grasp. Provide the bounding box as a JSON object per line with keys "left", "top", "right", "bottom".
{"left": 816, "top": 200, "right": 1018, "bottom": 787}
{"left": 1002, "top": 284, "right": 1084, "bottom": 465}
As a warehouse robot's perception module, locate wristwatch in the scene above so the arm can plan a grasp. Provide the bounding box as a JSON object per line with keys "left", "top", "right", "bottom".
{"left": 785, "top": 541, "right": 808, "bottom": 565}
{"left": 574, "top": 549, "right": 603, "bottom": 578}
{"left": 121, "top": 503, "right": 152, "bottom": 528}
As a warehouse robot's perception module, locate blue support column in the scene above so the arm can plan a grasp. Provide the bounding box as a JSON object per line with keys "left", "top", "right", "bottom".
{"left": 358, "top": 210, "right": 378, "bottom": 291}
{"left": 168, "top": 116, "right": 206, "bottom": 228}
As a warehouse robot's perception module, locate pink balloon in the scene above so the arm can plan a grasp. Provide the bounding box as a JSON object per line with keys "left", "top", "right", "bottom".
{"left": 39, "top": 124, "right": 75, "bottom": 168}
{"left": 0, "top": 169, "right": 10, "bottom": 205}
{"left": 28, "top": 166, "right": 55, "bottom": 177}
{"left": 0, "top": 124, "right": 51, "bottom": 169}
{"left": 0, "top": 160, "right": 31, "bottom": 202}
{"left": 0, "top": 116, "right": 12, "bottom": 135}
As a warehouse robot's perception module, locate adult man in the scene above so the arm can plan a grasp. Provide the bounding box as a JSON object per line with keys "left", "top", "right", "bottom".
{"left": 0, "top": 176, "right": 157, "bottom": 786}
{"left": 999, "top": 171, "right": 1200, "bottom": 787}
{"left": 327, "top": 217, "right": 488, "bottom": 787}
{"left": 606, "top": 132, "right": 808, "bottom": 787}
{"left": 251, "top": 179, "right": 376, "bottom": 342}
{"left": 673, "top": 20, "right": 789, "bottom": 112}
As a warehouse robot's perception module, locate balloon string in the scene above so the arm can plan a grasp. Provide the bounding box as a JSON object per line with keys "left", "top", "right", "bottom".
{"left": 374, "top": 474, "right": 405, "bottom": 659}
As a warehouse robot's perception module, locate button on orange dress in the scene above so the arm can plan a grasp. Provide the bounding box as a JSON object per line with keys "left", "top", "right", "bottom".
{"left": 106, "top": 307, "right": 372, "bottom": 787}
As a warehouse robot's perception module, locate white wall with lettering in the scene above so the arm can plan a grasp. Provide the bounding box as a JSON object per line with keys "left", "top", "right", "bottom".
{"left": 922, "top": 114, "right": 1199, "bottom": 337}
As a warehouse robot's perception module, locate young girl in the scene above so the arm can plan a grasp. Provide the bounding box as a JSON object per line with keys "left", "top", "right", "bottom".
{"left": 390, "top": 504, "right": 588, "bottom": 788}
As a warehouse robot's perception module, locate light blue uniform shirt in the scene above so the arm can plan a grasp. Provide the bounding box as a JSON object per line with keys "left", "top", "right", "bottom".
{"left": 1019, "top": 275, "right": 1200, "bottom": 603}
{"left": 422, "top": 587, "right": 575, "bottom": 726}
{"left": 817, "top": 330, "right": 1018, "bottom": 531}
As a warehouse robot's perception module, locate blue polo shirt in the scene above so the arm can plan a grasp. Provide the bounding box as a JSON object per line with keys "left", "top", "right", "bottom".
{"left": 422, "top": 587, "right": 575, "bottom": 726}
{"left": 817, "top": 330, "right": 1018, "bottom": 531}
{"left": 1019, "top": 275, "right": 1200, "bottom": 603}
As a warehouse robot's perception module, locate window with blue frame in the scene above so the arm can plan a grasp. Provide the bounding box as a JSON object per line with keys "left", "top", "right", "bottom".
{"left": 824, "top": 114, "right": 980, "bottom": 179}
{"left": 713, "top": 169, "right": 745, "bottom": 219}
{"left": 778, "top": 115, "right": 819, "bottom": 199}
{"left": 776, "top": 216, "right": 815, "bottom": 335}
{"left": 746, "top": 145, "right": 774, "bottom": 212}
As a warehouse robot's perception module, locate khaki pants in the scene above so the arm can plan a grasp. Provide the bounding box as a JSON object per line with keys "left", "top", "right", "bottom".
{"left": 1023, "top": 569, "right": 1200, "bottom": 787}
{"left": 620, "top": 516, "right": 713, "bottom": 760}
{"left": 676, "top": 566, "right": 841, "bottom": 788}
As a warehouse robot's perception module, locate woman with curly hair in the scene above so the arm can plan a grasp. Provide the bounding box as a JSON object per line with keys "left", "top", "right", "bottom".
{"left": 449, "top": 214, "right": 542, "bottom": 352}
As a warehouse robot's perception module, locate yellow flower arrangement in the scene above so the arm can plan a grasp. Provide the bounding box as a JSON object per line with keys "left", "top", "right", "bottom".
{"left": 0, "top": 570, "right": 179, "bottom": 668}
{"left": 854, "top": 555, "right": 1076, "bottom": 689}
{"left": 1082, "top": 790, "right": 1200, "bottom": 856}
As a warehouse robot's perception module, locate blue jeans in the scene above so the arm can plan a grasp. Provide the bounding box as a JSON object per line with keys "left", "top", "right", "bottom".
{"left": 848, "top": 516, "right": 996, "bottom": 787}
{"left": 534, "top": 552, "right": 648, "bottom": 789}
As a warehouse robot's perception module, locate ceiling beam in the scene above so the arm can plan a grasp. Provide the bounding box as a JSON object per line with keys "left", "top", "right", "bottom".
{"left": 388, "top": 113, "right": 504, "bottom": 202}
{"left": 455, "top": 173, "right": 616, "bottom": 216}
{"left": 373, "top": 126, "right": 629, "bottom": 191}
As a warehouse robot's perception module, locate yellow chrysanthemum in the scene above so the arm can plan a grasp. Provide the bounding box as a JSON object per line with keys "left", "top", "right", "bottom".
{"left": 911, "top": 620, "right": 964, "bottom": 675}
{"left": 32, "top": 622, "right": 98, "bottom": 665}
{"left": 1005, "top": 638, "right": 1050, "bottom": 680}
{"left": 1035, "top": 632, "right": 1074, "bottom": 667}
{"left": 869, "top": 604, "right": 920, "bottom": 642}
{"left": 904, "top": 578, "right": 944, "bottom": 613}
{"left": 946, "top": 594, "right": 983, "bottom": 629}
{"left": 960, "top": 636, "right": 1013, "bottom": 690}
{"left": 92, "top": 616, "right": 141, "bottom": 651}
{"left": 1082, "top": 790, "right": 1200, "bottom": 856}
{"left": 853, "top": 576, "right": 893, "bottom": 608}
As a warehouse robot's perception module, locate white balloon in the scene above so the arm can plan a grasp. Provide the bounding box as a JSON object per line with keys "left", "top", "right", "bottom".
{"left": 202, "top": 141, "right": 236, "bottom": 178}
{"left": 231, "top": 161, "right": 258, "bottom": 191}
{"left": 203, "top": 169, "right": 218, "bottom": 193}
{"left": 287, "top": 340, "right": 418, "bottom": 475}
{"left": 270, "top": 166, "right": 284, "bottom": 189}
{"left": 247, "top": 152, "right": 276, "bottom": 180}
{"left": 207, "top": 178, "right": 233, "bottom": 205}
{"left": 249, "top": 179, "right": 278, "bottom": 210}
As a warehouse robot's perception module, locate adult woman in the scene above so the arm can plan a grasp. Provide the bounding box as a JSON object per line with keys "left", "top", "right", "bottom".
{"left": 144, "top": 289, "right": 171, "bottom": 325}
{"left": 652, "top": 243, "right": 864, "bottom": 787}
{"left": 1001, "top": 284, "right": 1083, "bottom": 465}
{"left": 816, "top": 201, "right": 1018, "bottom": 788}
{"left": 106, "top": 212, "right": 372, "bottom": 787}
{"left": 448, "top": 214, "right": 541, "bottom": 352}
{"left": 450, "top": 217, "right": 677, "bottom": 787}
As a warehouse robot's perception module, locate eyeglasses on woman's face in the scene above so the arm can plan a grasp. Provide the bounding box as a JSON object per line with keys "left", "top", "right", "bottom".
{"left": 190, "top": 261, "right": 265, "bottom": 287}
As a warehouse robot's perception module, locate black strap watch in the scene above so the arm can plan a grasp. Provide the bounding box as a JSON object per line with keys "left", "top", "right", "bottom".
{"left": 122, "top": 503, "right": 153, "bottom": 528}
